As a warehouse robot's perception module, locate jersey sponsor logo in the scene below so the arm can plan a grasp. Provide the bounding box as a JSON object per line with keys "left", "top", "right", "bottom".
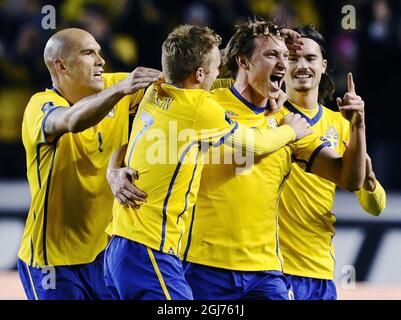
{"left": 41, "top": 102, "right": 55, "bottom": 114}
{"left": 267, "top": 116, "right": 278, "bottom": 128}
{"left": 325, "top": 125, "right": 339, "bottom": 148}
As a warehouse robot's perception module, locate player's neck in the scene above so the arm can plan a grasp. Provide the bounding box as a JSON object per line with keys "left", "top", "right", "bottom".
{"left": 179, "top": 78, "right": 202, "bottom": 90}
{"left": 286, "top": 87, "right": 319, "bottom": 110}
{"left": 51, "top": 83, "right": 75, "bottom": 105}
{"left": 233, "top": 78, "right": 267, "bottom": 108}
{"left": 53, "top": 82, "right": 92, "bottom": 105}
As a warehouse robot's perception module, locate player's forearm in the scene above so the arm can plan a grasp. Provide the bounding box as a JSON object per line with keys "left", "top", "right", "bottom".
{"left": 355, "top": 180, "right": 386, "bottom": 216}
{"left": 227, "top": 124, "right": 296, "bottom": 156}
{"left": 45, "top": 85, "right": 126, "bottom": 138}
{"left": 108, "top": 144, "right": 128, "bottom": 171}
{"left": 66, "top": 85, "right": 125, "bottom": 133}
{"left": 107, "top": 144, "right": 128, "bottom": 182}
{"left": 339, "top": 124, "right": 367, "bottom": 190}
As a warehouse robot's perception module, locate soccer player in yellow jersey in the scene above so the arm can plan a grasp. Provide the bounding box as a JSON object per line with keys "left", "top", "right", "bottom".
{"left": 103, "top": 24, "right": 312, "bottom": 300}
{"left": 107, "top": 19, "right": 366, "bottom": 300}
{"left": 18, "top": 28, "right": 161, "bottom": 300}
{"left": 278, "top": 26, "right": 386, "bottom": 300}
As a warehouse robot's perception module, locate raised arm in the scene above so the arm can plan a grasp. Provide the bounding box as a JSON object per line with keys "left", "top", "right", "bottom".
{"left": 44, "top": 67, "right": 162, "bottom": 141}
{"left": 309, "top": 73, "right": 366, "bottom": 191}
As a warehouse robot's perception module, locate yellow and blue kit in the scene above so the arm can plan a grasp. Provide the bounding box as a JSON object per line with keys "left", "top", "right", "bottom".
{"left": 18, "top": 73, "right": 142, "bottom": 299}
{"left": 105, "top": 83, "right": 297, "bottom": 300}
{"left": 279, "top": 99, "right": 386, "bottom": 300}
{"left": 180, "top": 86, "right": 331, "bottom": 300}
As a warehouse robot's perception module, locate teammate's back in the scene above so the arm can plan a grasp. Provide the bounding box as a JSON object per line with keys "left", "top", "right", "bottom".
{"left": 110, "top": 82, "right": 237, "bottom": 256}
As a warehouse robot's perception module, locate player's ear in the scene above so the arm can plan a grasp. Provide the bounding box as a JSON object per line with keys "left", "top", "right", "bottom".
{"left": 322, "top": 59, "right": 327, "bottom": 74}
{"left": 194, "top": 67, "right": 205, "bottom": 84}
{"left": 236, "top": 55, "right": 249, "bottom": 70}
{"left": 54, "top": 58, "right": 67, "bottom": 74}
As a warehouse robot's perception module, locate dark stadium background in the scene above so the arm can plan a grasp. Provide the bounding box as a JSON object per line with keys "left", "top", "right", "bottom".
{"left": 0, "top": 0, "right": 400, "bottom": 299}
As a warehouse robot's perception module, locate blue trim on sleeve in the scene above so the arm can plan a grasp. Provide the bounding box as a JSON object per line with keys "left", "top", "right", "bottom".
{"left": 160, "top": 141, "right": 199, "bottom": 252}
{"left": 210, "top": 122, "right": 239, "bottom": 147}
{"left": 306, "top": 141, "right": 331, "bottom": 173}
{"left": 41, "top": 106, "right": 64, "bottom": 144}
{"left": 229, "top": 86, "right": 267, "bottom": 114}
{"left": 182, "top": 205, "right": 196, "bottom": 262}
{"left": 284, "top": 101, "right": 322, "bottom": 126}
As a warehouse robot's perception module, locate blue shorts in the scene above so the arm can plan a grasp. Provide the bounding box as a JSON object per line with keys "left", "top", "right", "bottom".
{"left": 17, "top": 250, "right": 113, "bottom": 300}
{"left": 285, "top": 274, "right": 337, "bottom": 300}
{"left": 104, "top": 236, "right": 193, "bottom": 300}
{"left": 183, "top": 262, "right": 293, "bottom": 300}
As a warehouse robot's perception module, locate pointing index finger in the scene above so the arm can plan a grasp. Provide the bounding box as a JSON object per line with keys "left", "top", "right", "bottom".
{"left": 347, "top": 72, "right": 356, "bottom": 94}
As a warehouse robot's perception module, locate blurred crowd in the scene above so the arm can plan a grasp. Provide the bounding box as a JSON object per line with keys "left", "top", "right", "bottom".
{"left": 0, "top": 0, "right": 400, "bottom": 190}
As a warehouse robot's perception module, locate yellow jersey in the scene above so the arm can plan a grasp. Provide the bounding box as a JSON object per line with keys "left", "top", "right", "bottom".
{"left": 279, "top": 100, "right": 386, "bottom": 279}
{"left": 108, "top": 83, "right": 239, "bottom": 256}
{"left": 19, "top": 73, "right": 143, "bottom": 267}
{"left": 179, "top": 87, "right": 331, "bottom": 271}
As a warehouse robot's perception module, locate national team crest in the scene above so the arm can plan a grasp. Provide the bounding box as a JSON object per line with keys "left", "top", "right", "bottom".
{"left": 267, "top": 116, "right": 278, "bottom": 128}
{"left": 325, "top": 125, "right": 339, "bottom": 148}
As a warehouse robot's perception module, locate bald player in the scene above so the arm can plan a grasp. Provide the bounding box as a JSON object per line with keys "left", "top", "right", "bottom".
{"left": 17, "top": 28, "right": 161, "bottom": 300}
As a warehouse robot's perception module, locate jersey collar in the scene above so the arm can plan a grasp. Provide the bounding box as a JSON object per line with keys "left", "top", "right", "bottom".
{"left": 51, "top": 86, "right": 63, "bottom": 96}
{"left": 284, "top": 100, "right": 322, "bottom": 126}
{"left": 229, "top": 86, "right": 267, "bottom": 114}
